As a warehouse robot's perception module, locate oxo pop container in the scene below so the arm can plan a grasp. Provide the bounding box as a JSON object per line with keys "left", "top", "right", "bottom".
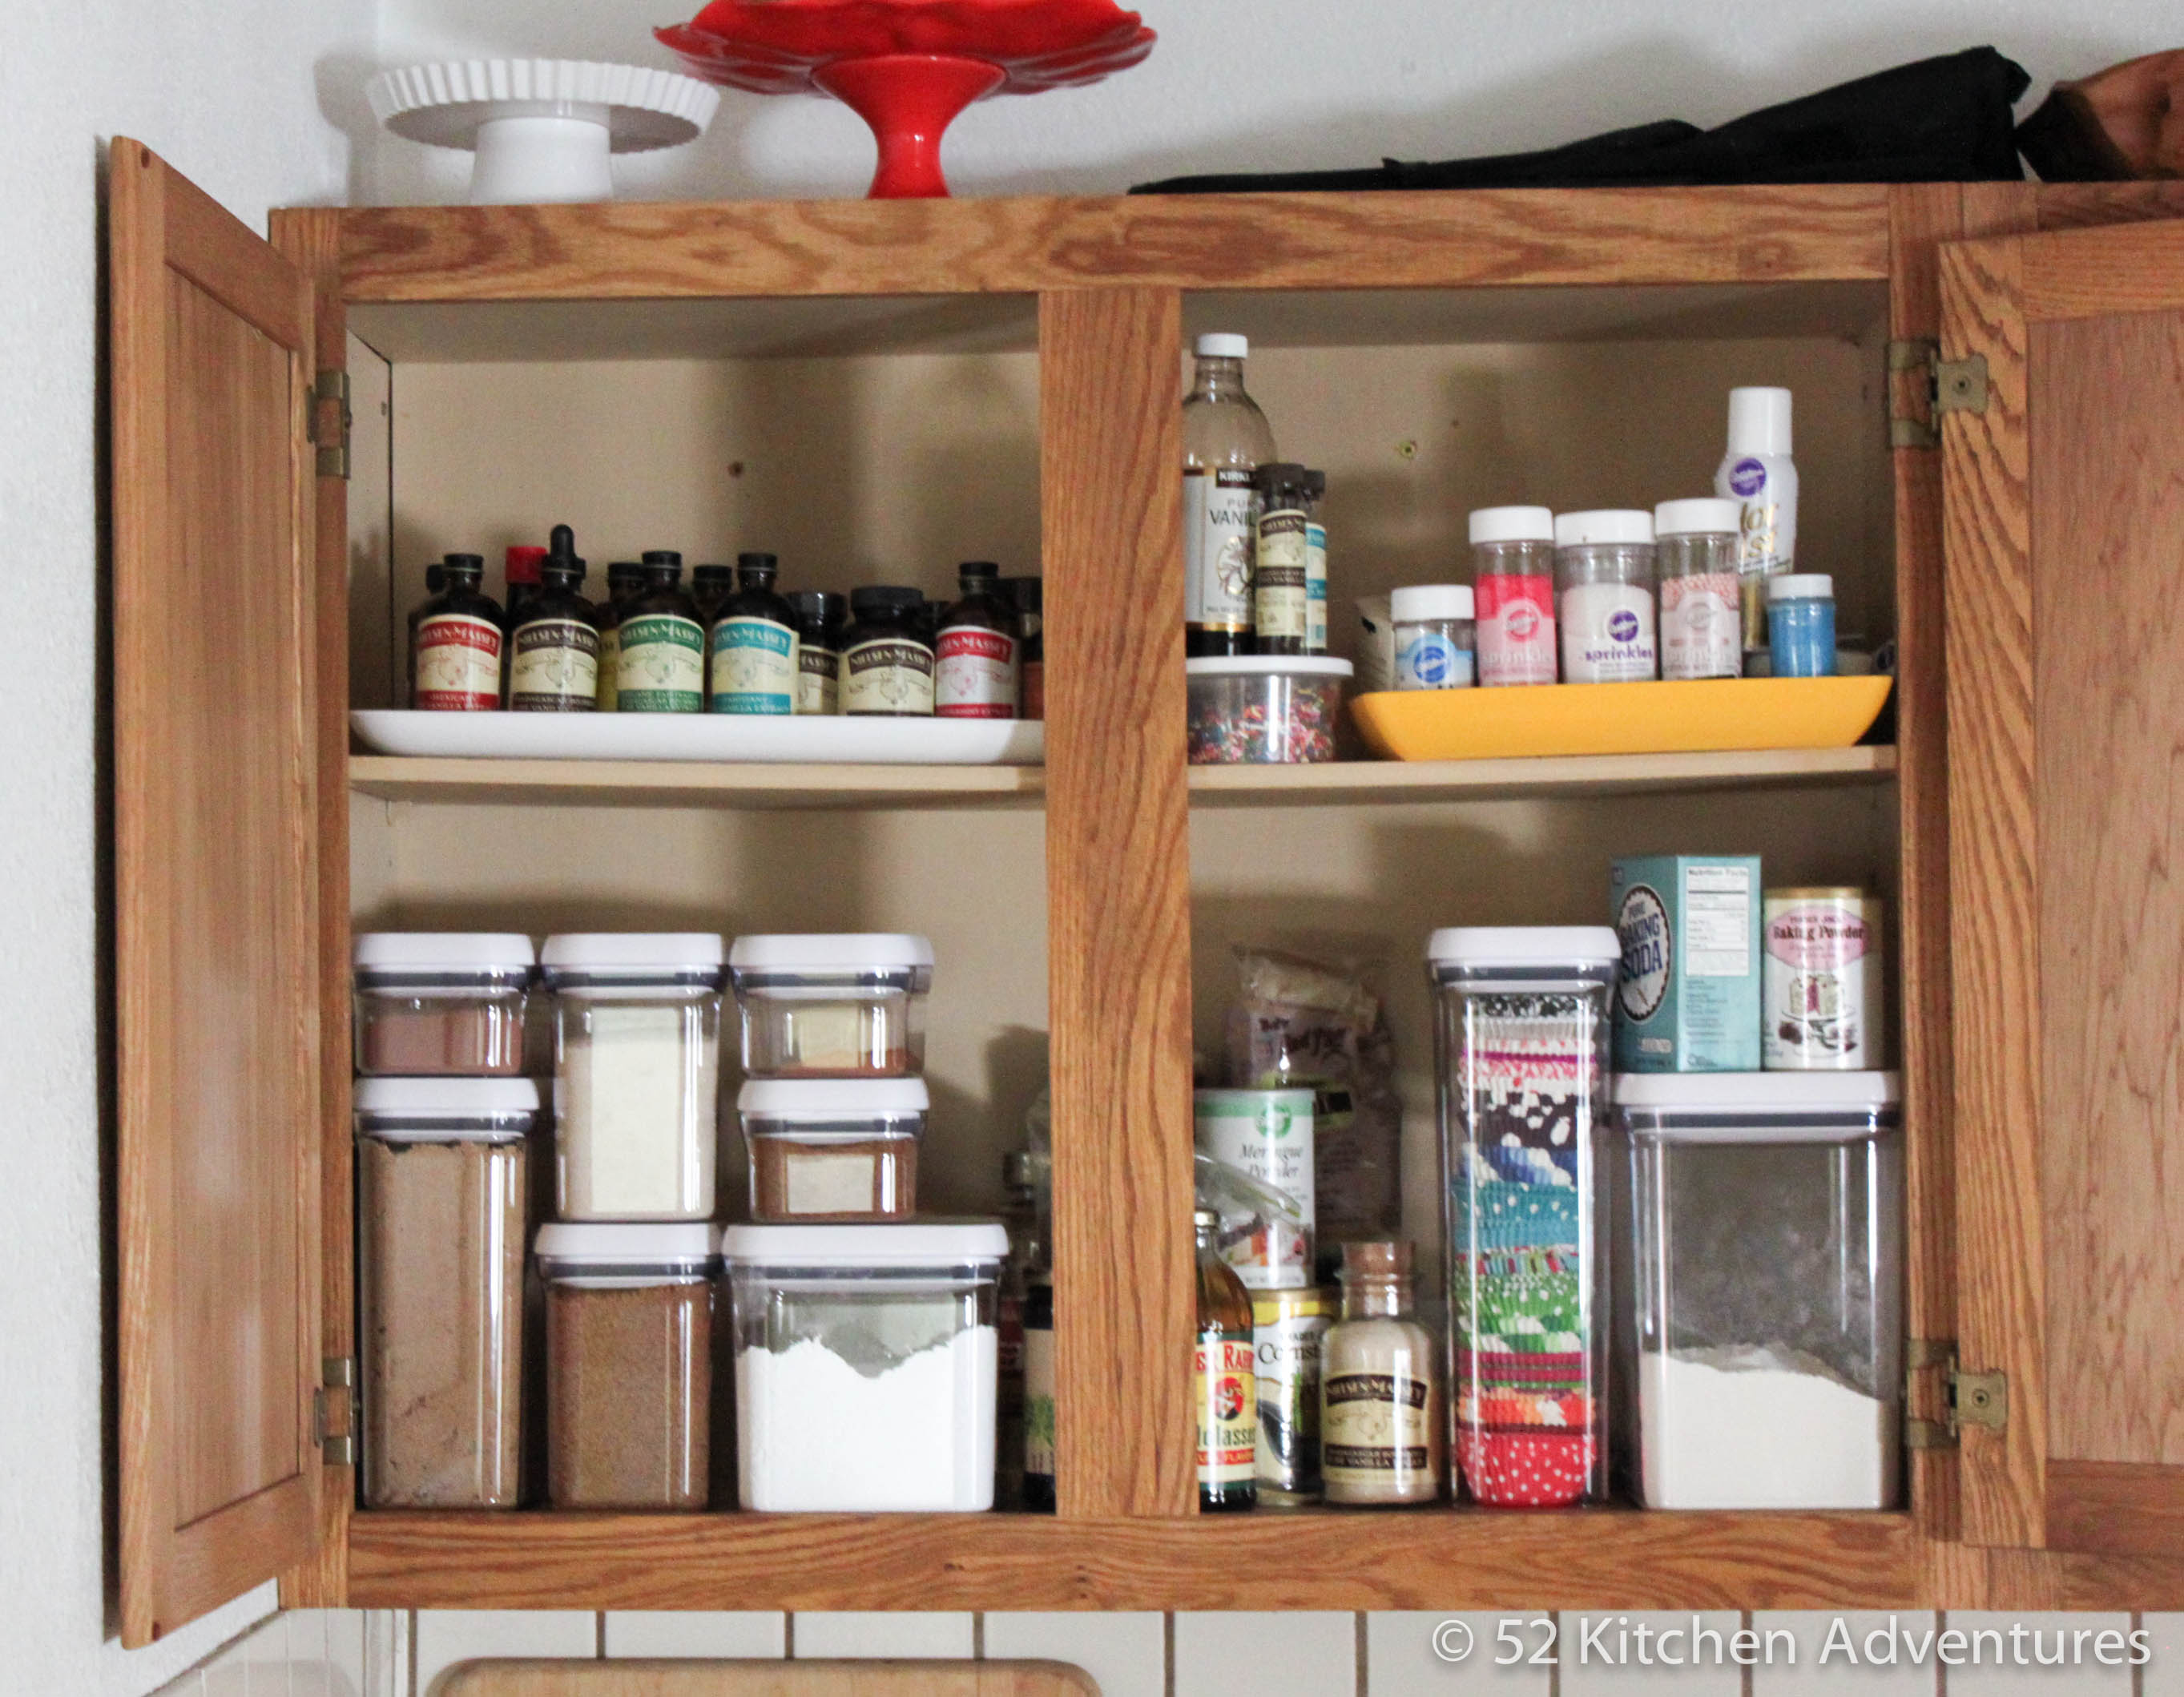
{"left": 738, "top": 1076, "right": 929, "bottom": 1221}
{"left": 542, "top": 933, "right": 726, "bottom": 1222}
{"left": 728, "top": 933, "right": 933, "bottom": 1078}
{"left": 1185, "top": 655, "right": 1351, "bottom": 764}
{"left": 723, "top": 1221, "right": 1007, "bottom": 1511}
{"left": 353, "top": 932, "right": 534, "bottom": 1075}
{"left": 1428, "top": 926, "right": 1618, "bottom": 1508}
{"left": 1618, "top": 1070, "right": 1902, "bottom": 1510}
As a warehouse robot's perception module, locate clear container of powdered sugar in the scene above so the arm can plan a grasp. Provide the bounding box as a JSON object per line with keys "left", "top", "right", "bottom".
{"left": 722, "top": 1220, "right": 1005, "bottom": 1511}
{"left": 1617, "top": 1070, "right": 1902, "bottom": 1509}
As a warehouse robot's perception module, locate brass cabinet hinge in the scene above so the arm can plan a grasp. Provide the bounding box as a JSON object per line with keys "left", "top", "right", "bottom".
{"left": 1904, "top": 1340, "right": 2009, "bottom": 1449}
{"left": 1888, "top": 340, "right": 1990, "bottom": 449}
{"left": 313, "top": 1355, "right": 357, "bottom": 1467}
{"left": 308, "top": 369, "right": 353, "bottom": 481}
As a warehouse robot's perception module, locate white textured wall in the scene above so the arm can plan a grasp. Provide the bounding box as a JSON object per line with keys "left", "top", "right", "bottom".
{"left": 365, "top": 0, "right": 2184, "bottom": 201}
{"left": 0, "top": 4, "right": 369, "bottom": 1696}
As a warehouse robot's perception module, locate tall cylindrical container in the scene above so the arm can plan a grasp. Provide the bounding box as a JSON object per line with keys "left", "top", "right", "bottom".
{"left": 1469, "top": 506, "right": 1559, "bottom": 687}
{"left": 1653, "top": 498, "right": 1744, "bottom": 682}
{"left": 1428, "top": 926, "right": 1618, "bottom": 1508}
{"left": 1715, "top": 386, "right": 1800, "bottom": 664}
{"left": 1554, "top": 511, "right": 1657, "bottom": 684}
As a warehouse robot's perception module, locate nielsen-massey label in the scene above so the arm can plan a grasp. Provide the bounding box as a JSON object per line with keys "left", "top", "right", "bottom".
{"left": 842, "top": 637, "right": 935, "bottom": 715}
{"left": 1254, "top": 506, "right": 1309, "bottom": 642}
{"left": 935, "top": 626, "right": 1020, "bottom": 719}
{"left": 616, "top": 613, "right": 704, "bottom": 712}
{"left": 508, "top": 618, "right": 600, "bottom": 711}
{"left": 1322, "top": 1369, "right": 1433, "bottom": 1484}
{"left": 1304, "top": 519, "right": 1328, "bottom": 652}
{"left": 413, "top": 613, "right": 502, "bottom": 710}
{"left": 710, "top": 617, "right": 797, "bottom": 715}
{"left": 1185, "top": 466, "right": 1256, "bottom": 632}
{"left": 796, "top": 643, "right": 840, "bottom": 715}
{"left": 1195, "top": 1334, "right": 1257, "bottom": 1488}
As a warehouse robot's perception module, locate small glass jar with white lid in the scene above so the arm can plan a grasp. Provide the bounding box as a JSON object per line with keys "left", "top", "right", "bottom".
{"left": 1469, "top": 506, "right": 1558, "bottom": 686}
{"left": 723, "top": 1220, "right": 1007, "bottom": 1511}
{"left": 353, "top": 932, "right": 534, "bottom": 1075}
{"left": 739, "top": 1075, "right": 929, "bottom": 1221}
{"left": 1652, "top": 498, "right": 1743, "bottom": 681}
{"left": 541, "top": 933, "right": 725, "bottom": 1221}
{"left": 1389, "top": 585, "right": 1477, "bottom": 690}
{"left": 728, "top": 933, "right": 933, "bottom": 1078}
{"left": 1554, "top": 510, "right": 1658, "bottom": 684}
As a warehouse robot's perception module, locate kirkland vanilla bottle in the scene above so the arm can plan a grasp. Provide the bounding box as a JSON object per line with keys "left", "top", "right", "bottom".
{"left": 1183, "top": 333, "right": 1277, "bottom": 659}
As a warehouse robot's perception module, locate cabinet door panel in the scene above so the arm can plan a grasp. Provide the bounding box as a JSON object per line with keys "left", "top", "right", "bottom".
{"left": 1944, "top": 214, "right": 2184, "bottom": 1554}
{"left": 113, "top": 139, "right": 324, "bottom": 1643}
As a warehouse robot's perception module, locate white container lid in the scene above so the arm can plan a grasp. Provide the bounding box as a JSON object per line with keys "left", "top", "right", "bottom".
{"left": 1616, "top": 1070, "right": 1900, "bottom": 1110}
{"left": 355, "top": 1076, "right": 541, "bottom": 1117}
{"left": 1555, "top": 510, "right": 1654, "bottom": 547}
{"left": 1183, "top": 656, "right": 1354, "bottom": 679}
{"left": 728, "top": 933, "right": 935, "bottom": 971}
{"left": 1653, "top": 498, "right": 1742, "bottom": 537}
{"left": 1390, "top": 585, "right": 1474, "bottom": 622}
{"left": 1427, "top": 925, "right": 1622, "bottom": 967}
{"left": 738, "top": 1077, "right": 931, "bottom": 1117}
{"left": 535, "top": 1220, "right": 718, "bottom": 1264}
{"left": 1727, "top": 385, "right": 1794, "bottom": 455}
{"left": 354, "top": 932, "right": 535, "bottom": 973}
{"left": 1768, "top": 573, "right": 1835, "bottom": 602}
{"left": 1195, "top": 333, "right": 1248, "bottom": 358}
{"left": 721, "top": 1220, "right": 1009, "bottom": 1267}
{"left": 1469, "top": 505, "right": 1555, "bottom": 545}
{"left": 541, "top": 933, "right": 727, "bottom": 977}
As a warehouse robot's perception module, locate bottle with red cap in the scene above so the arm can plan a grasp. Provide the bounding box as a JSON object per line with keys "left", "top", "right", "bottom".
{"left": 504, "top": 542, "right": 548, "bottom": 624}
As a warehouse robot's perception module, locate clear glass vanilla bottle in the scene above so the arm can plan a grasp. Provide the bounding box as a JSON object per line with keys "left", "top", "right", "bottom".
{"left": 1183, "top": 333, "right": 1277, "bottom": 659}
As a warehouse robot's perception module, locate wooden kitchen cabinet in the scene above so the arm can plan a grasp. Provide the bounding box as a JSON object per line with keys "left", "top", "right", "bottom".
{"left": 107, "top": 138, "right": 2184, "bottom": 1639}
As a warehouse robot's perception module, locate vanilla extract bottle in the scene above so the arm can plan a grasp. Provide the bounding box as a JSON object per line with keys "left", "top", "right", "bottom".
{"left": 1183, "top": 333, "right": 1277, "bottom": 658}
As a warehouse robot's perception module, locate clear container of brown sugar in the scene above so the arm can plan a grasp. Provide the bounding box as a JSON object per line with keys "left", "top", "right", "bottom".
{"left": 355, "top": 1076, "right": 535, "bottom": 1509}
{"left": 738, "top": 1077, "right": 927, "bottom": 1221}
{"left": 353, "top": 933, "right": 534, "bottom": 1076}
{"left": 535, "top": 1221, "right": 719, "bottom": 1510}
{"left": 728, "top": 934, "right": 933, "bottom": 1078}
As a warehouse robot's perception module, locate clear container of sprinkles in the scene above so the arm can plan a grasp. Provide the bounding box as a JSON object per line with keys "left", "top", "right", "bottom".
{"left": 1185, "top": 655, "right": 1352, "bottom": 764}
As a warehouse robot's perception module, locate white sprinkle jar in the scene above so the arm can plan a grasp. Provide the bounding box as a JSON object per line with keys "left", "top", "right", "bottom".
{"left": 1555, "top": 510, "right": 1658, "bottom": 683}
{"left": 542, "top": 933, "right": 726, "bottom": 1221}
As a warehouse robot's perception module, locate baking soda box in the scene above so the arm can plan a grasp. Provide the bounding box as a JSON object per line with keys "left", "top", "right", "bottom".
{"left": 1611, "top": 855, "right": 1763, "bottom": 1071}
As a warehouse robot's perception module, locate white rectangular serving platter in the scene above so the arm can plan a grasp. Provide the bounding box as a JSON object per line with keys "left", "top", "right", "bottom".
{"left": 351, "top": 710, "right": 1045, "bottom": 766}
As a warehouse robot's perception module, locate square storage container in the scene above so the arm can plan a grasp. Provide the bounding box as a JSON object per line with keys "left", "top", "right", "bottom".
{"left": 535, "top": 1221, "right": 719, "bottom": 1510}
{"left": 1185, "top": 655, "right": 1351, "bottom": 764}
{"left": 355, "top": 1076, "right": 534, "bottom": 1509}
{"left": 542, "top": 933, "right": 725, "bottom": 1221}
{"left": 727, "top": 933, "right": 933, "bottom": 1078}
{"left": 353, "top": 932, "right": 534, "bottom": 1075}
{"left": 723, "top": 1221, "right": 1007, "bottom": 1511}
{"left": 1429, "top": 926, "right": 1619, "bottom": 1508}
{"left": 738, "top": 1076, "right": 928, "bottom": 1221}
{"left": 1618, "top": 1070, "right": 1903, "bottom": 1510}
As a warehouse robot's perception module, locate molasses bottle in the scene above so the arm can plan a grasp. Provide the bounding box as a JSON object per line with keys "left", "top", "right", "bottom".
{"left": 934, "top": 560, "right": 1021, "bottom": 720}
{"left": 1195, "top": 1207, "right": 1257, "bottom": 1512}
{"left": 409, "top": 553, "right": 504, "bottom": 711}
{"left": 507, "top": 525, "right": 601, "bottom": 711}
{"left": 615, "top": 550, "right": 704, "bottom": 713}
{"left": 708, "top": 552, "right": 799, "bottom": 715}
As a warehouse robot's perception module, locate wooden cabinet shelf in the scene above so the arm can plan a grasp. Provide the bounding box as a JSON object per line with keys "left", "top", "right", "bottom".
{"left": 350, "top": 746, "right": 1896, "bottom": 811}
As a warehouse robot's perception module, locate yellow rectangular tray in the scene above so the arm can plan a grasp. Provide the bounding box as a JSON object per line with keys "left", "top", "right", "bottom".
{"left": 1350, "top": 675, "right": 1893, "bottom": 762}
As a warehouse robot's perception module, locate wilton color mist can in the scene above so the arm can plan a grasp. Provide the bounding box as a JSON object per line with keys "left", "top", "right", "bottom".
{"left": 1252, "top": 1285, "right": 1336, "bottom": 1503}
{"left": 1763, "top": 889, "right": 1885, "bottom": 1070}
{"left": 1194, "top": 1088, "right": 1316, "bottom": 1288}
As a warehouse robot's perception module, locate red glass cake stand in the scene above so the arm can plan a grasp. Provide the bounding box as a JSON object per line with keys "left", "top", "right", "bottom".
{"left": 657, "top": 0, "right": 1154, "bottom": 197}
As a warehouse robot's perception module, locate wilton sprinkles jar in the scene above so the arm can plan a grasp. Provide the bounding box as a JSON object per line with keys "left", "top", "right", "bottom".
{"left": 1185, "top": 656, "right": 1350, "bottom": 764}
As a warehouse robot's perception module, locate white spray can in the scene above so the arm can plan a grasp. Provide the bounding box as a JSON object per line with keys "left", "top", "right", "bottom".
{"left": 1714, "top": 386, "right": 1799, "bottom": 667}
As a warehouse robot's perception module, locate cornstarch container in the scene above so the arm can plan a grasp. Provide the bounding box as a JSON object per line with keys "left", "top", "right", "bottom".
{"left": 1252, "top": 1284, "right": 1336, "bottom": 1503}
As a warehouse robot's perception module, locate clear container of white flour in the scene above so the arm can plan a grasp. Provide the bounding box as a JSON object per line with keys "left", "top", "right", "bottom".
{"left": 1617, "top": 1070, "right": 1901, "bottom": 1510}
{"left": 723, "top": 1220, "right": 1005, "bottom": 1511}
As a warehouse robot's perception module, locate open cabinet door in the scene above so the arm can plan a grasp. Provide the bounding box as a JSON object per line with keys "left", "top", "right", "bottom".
{"left": 1944, "top": 214, "right": 2184, "bottom": 1556}
{"left": 111, "top": 139, "right": 326, "bottom": 1643}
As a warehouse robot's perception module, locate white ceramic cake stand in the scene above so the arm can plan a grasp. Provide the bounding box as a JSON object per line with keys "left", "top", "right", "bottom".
{"left": 367, "top": 59, "right": 721, "bottom": 204}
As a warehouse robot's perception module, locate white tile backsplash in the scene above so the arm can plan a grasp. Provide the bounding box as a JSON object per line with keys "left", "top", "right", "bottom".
{"left": 411, "top": 1610, "right": 597, "bottom": 1697}
{"left": 1751, "top": 1611, "right": 1939, "bottom": 1695}
{"left": 202, "top": 1629, "right": 254, "bottom": 1697}
{"left": 791, "top": 1612, "right": 974, "bottom": 1659}
{"left": 985, "top": 1610, "right": 1166, "bottom": 1697}
{"left": 1174, "top": 1611, "right": 1356, "bottom": 1697}
{"left": 2138, "top": 1614, "right": 2184, "bottom": 1695}
{"left": 1365, "top": 1611, "right": 1554, "bottom": 1691}
{"left": 1558, "top": 1612, "right": 1745, "bottom": 1695}
{"left": 602, "top": 1611, "right": 788, "bottom": 1658}
{"left": 1939, "top": 1613, "right": 2135, "bottom": 1694}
